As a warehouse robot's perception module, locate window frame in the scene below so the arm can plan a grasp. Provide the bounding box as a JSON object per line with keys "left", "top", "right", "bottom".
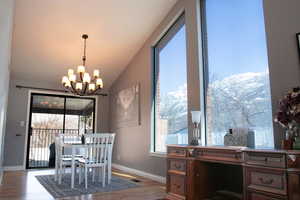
{"left": 151, "top": 13, "right": 187, "bottom": 154}
{"left": 199, "top": 0, "right": 274, "bottom": 147}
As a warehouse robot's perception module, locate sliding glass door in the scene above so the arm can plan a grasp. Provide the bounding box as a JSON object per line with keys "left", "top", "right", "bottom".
{"left": 26, "top": 93, "right": 95, "bottom": 169}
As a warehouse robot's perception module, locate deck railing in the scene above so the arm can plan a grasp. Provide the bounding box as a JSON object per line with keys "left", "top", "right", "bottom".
{"left": 28, "top": 128, "right": 80, "bottom": 168}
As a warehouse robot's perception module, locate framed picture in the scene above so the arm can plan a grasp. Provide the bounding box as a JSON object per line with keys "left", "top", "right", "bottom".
{"left": 297, "top": 33, "right": 300, "bottom": 55}
{"left": 111, "top": 83, "right": 140, "bottom": 128}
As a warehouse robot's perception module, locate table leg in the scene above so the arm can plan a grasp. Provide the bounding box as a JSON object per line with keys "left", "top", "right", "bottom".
{"left": 71, "top": 147, "right": 75, "bottom": 189}
{"left": 54, "top": 157, "right": 58, "bottom": 181}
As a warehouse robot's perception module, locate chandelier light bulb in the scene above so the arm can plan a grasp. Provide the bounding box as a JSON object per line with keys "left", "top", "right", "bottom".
{"left": 65, "top": 80, "right": 71, "bottom": 88}
{"left": 93, "top": 70, "right": 100, "bottom": 78}
{"left": 89, "top": 83, "right": 96, "bottom": 91}
{"left": 69, "top": 74, "right": 76, "bottom": 82}
{"left": 96, "top": 78, "right": 103, "bottom": 88}
{"left": 76, "top": 82, "right": 83, "bottom": 90}
{"left": 68, "top": 69, "right": 74, "bottom": 77}
{"left": 77, "top": 65, "right": 85, "bottom": 74}
{"left": 62, "top": 76, "right": 68, "bottom": 84}
{"left": 83, "top": 73, "right": 91, "bottom": 83}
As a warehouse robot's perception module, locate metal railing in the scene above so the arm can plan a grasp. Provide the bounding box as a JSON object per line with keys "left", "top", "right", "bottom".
{"left": 28, "top": 128, "right": 79, "bottom": 168}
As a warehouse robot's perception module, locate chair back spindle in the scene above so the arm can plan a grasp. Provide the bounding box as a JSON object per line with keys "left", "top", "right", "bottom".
{"left": 84, "top": 134, "right": 115, "bottom": 166}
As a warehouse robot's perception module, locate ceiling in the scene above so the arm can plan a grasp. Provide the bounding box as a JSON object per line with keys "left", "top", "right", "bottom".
{"left": 10, "top": 0, "right": 177, "bottom": 90}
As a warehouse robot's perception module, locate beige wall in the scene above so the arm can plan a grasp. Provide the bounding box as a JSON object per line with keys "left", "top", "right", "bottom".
{"left": 110, "top": 0, "right": 300, "bottom": 177}
{"left": 0, "top": 0, "right": 14, "bottom": 181}
{"left": 109, "top": 0, "right": 202, "bottom": 177}
{"left": 3, "top": 79, "right": 110, "bottom": 167}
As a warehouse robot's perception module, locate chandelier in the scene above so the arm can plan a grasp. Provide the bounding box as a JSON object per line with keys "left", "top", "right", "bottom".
{"left": 62, "top": 34, "right": 103, "bottom": 96}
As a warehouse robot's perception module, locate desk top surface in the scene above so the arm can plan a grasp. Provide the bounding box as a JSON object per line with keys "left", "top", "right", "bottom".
{"left": 167, "top": 144, "right": 300, "bottom": 154}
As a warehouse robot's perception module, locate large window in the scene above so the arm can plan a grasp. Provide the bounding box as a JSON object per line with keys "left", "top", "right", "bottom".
{"left": 153, "top": 14, "right": 188, "bottom": 153}
{"left": 203, "top": 0, "right": 274, "bottom": 147}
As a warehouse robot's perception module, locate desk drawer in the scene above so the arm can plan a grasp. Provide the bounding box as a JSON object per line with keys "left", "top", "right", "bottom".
{"left": 245, "top": 167, "right": 287, "bottom": 195}
{"left": 168, "top": 147, "right": 186, "bottom": 157}
{"left": 245, "top": 152, "right": 286, "bottom": 168}
{"left": 168, "top": 174, "right": 186, "bottom": 198}
{"left": 194, "top": 148, "right": 243, "bottom": 163}
{"left": 247, "top": 190, "right": 287, "bottom": 200}
{"left": 169, "top": 159, "right": 186, "bottom": 173}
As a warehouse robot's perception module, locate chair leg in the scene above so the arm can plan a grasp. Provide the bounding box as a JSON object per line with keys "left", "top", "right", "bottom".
{"left": 108, "top": 163, "right": 111, "bottom": 184}
{"left": 102, "top": 166, "right": 106, "bottom": 187}
{"left": 85, "top": 166, "right": 88, "bottom": 189}
{"left": 54, "top": 160, "right": 58, "bottom": 182}
{"left": 79, "top": 166, "right": 82, "bottom": 184}
{"left": 59, "top": 162, "right": 62, "bottom": 184}
{"left": 92, "top": 168, "right": 95, "bottom": 182}
{"left": 99, "top": 167, "right": 102, "bottom": 182}
{"left": 62, "top": 165, "right": 65, "bottom": 178}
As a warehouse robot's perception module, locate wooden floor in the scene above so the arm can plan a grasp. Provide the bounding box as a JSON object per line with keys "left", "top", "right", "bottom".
{"left": 0, "top": 169, "right": 166, "bottom": 200}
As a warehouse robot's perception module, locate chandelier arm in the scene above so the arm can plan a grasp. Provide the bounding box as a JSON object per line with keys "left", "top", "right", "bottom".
{"left": 70, "top": 81, "right": 81, "bottom": 96}
{"left": 87, "top": 90, "right": 94, "bottom": 96}
{"left": 82, "top": 82, "right": 88, "bottom": 96}
{"left": 93, "top": 87, "right": 101, "bottom": 95}
{"left": 94, "top": 87, "right": 102, "bottom": 94}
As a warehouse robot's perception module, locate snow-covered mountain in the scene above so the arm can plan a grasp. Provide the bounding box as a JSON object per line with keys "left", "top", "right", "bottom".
{"left": 159, "top": 72, "right": 273, "bottom": 135}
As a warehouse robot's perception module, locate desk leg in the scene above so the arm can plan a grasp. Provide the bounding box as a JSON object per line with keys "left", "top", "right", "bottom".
{"left": 71, "top": 148, "right": 75, "bottom": 189}
{"left": 288, "top": 171, "right": 300, "bottom": 200}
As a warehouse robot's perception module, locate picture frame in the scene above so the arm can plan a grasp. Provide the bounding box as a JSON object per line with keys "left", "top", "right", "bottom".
{"left": 296, "top": 33, "right": 300, "bottom": 56}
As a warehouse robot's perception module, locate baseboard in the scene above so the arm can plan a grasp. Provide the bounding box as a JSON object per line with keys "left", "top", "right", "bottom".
{"left": 3, "top": 165, "right": 24, "bottom": 171}
{"left": 112, "top": 163, "right": 166, "bottom": 184}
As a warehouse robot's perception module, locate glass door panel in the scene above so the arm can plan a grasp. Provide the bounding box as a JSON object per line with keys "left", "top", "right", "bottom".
{"left": 28, "top": 95, "right": 65, "bottom": 168}
{"left": 65, "top": 97, "right": 95, "bottom": 135}
{"left": 26, "top": 94, "right": 96, "bottom": 169}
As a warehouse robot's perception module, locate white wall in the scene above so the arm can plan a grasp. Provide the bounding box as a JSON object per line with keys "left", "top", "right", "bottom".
{"left": 0, "top": 0, "right": 14, "bottom": 182}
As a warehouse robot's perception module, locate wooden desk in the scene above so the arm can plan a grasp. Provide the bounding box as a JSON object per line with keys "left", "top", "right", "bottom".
{"left": 166, "top": 145, "right": 300, "bottom": 200}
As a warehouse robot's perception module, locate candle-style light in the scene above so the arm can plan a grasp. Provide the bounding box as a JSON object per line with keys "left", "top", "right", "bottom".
{"left": 68, "top": 69, "right": 74, "bottom": 77}
{"left": 76, "top": 82, "right": 83, "bottom": 90}
{"left": 89, "top": 83, "right": 95, "bottom": 91}
{"left": 93, "top": 70, "right": 100, "bottom": 78}
{"left": 77, "top": 65, "right": 85, "bottom": 74}
{"left": 191, "top": 111, "right": 201, "bottom": 146}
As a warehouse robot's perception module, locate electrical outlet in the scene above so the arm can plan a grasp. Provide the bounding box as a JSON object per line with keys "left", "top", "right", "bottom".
{"left": 117, "top": 155, "right": 121, "bottom": 161}
{"left": 20, "top": 121, "right": 25, "bottom": 127}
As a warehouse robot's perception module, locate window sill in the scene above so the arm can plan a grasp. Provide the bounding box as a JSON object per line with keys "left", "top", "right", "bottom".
{"left": 149, "top": 152, "right": 167, "bottom": 158}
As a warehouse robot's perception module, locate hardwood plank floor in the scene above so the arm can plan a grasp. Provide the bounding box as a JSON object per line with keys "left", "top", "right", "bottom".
{"left": 0, "top": 169, "right": 166, "bottom": 200}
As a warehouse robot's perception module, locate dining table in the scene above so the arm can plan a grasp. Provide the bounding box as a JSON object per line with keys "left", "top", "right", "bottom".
{"left": 56, "top": 140, "right": 113, "bottom": 189}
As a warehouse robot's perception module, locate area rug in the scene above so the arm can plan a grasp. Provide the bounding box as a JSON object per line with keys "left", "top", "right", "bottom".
{"left": 36, "top": 174, "right": 139, "bottom": 198}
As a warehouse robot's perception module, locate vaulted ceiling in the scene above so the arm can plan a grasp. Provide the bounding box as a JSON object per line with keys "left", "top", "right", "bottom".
{"left": 10, "top": 0, "right": 177, "bottom": 90}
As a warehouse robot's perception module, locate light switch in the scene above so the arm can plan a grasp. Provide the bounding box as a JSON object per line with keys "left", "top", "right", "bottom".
{"left": 20, "top": 121, "right": 25, "bottom": 127}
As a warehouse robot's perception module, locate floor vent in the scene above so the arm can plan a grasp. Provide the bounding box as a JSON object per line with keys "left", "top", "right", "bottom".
{"left": 131, "top": 179, "right": 141, "bottom": 183}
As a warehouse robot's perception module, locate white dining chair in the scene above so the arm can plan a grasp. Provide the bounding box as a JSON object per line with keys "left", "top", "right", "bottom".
{"left": 55, "top": 136, "right": 73, "bottom": 184}
{"left": 54, "top": 134, "right": 81, "bottom": 183}
{"left": 77, "top": 133, "right": 115, "bottom": 189}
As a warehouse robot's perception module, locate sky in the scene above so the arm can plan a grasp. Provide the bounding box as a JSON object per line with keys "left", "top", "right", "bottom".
{"left": 159, "top": 0, "right": 269, "bottom": 94}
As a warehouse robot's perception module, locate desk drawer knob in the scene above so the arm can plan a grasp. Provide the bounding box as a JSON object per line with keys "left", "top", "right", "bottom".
{"left": 173, "top": 183, "right": 181, "bottom": 189}
{"left": 259, "top": 177, "right": 274, "bottom": 185}
{"left": 174, "top": 163, "right": 181, "bottom": 169}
